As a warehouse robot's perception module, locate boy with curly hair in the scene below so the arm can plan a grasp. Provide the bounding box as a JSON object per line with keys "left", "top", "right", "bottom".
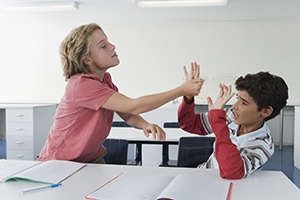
{"left": 178, "top": 69, "right": 288, "bottom": 179}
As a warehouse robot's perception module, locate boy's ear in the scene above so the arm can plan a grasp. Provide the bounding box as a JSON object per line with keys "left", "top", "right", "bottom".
{"left": 83, "top": 56, "right": 92, "bottom": 66}
{"left": 262, "top": 106, "right": 273, "bottom": 118}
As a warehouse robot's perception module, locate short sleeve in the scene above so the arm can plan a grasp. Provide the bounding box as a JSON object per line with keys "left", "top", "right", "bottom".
{"left": 72, "top": 74, "right": 117, "bottom": 110}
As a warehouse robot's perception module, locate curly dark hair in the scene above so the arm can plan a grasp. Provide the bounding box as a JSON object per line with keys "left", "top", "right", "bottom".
{"left": 235, "top": 71, "right": 288, "bottom": 121}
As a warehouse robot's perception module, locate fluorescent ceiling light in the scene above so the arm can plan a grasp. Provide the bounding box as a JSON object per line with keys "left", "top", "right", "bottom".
{"left": 0, "top": 1, "right": 79, "bottom": 12}
{"left": 136, "top": 0, "right": 229, "bottom": 8}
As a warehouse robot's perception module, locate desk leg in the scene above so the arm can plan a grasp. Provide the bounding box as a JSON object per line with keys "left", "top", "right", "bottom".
{"left": 136, "top": 143, "right": 142, "bottom": 165}
{"left": 162, "top": 143, "right": 169, "bottom": 166}
{"left": 279, "top": 109, "right": 284, "bottom": 151}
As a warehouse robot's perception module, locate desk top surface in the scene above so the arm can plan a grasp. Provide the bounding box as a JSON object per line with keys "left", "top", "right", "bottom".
{"left": 1, "top": 164, "right": 299, "bottom": 200}
{"left": 108, "top": 127, "right": 214, "bottom": 142}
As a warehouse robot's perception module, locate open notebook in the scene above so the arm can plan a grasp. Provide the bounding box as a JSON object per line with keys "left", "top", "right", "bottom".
{"left": 0, "top": 159, "right": 86, "bottom": 184}
{"left": 85, "top": 172, "right": 232, "bottom": 200}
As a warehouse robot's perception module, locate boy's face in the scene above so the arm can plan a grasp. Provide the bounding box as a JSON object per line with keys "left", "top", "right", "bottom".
{"left": 88, "top": 29, "right": 119, "bottom": 71}
{"left": 232, "top": 90, "right": 265, "bottom": 130}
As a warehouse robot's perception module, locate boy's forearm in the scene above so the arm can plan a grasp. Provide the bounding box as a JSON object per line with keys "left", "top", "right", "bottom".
{"left": 103, "top": 78, "right": 201, "bottom": 115}
{"left": 209, "top": 110, "right": 245, "bottom": 179}
{"left": 178, "top": 98, "right": 208, "bottom": 135}
{"left": 135, "top": 77, "right": 203, "bottom": 113}
{"left": 119, "top": 112, "right": 148, "bottom": 129}
{"left": 131, "top": 86, "right": 185, "bottom": 114}
{"left": 128, "top": 115, "right": 147, "bottom": 129}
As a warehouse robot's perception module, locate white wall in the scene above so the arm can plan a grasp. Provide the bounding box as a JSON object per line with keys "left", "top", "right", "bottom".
{"left": 0, "top": 19, "right": 299, "bottom": 105}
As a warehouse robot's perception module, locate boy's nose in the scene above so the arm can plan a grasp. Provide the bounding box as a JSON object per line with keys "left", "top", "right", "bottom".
{"left": 111, "top": 44, "right": 116, "bottom": 51}
{"left": 232, "top": 102, "right": 238, "bottom": 110}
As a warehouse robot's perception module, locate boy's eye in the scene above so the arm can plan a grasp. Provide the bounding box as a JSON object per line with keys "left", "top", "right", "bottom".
{"left": 100, "top": 42, "right": 107, "bottom": 48}
{"left": 236, "top": 96, "right": 247, "bottom": 106}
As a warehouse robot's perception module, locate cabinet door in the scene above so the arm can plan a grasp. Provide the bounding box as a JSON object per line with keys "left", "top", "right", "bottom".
{"left": 7, "top": 149, "right": 34, "bottom": 160}
{"left": 6, "top": 136, "right": 33, "bottom": 150}
{"left": 6, "top": 123, "right": 34, "bottom": 136}
{"left": 6, "top": 109, "right": 33, "bottom": 122}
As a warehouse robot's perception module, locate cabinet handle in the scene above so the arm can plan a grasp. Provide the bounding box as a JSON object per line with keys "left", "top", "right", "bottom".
{"left": 16, "top": 141, "right": 24, "bottom": 144}
{"left": 16, "top": 127, "right": 24, "bottom": 131}
{"left": 16, "top": 155, "right": 24, "bottom": 158}
{"left": 16, "top": 114, "right": 24, "bottom": 117}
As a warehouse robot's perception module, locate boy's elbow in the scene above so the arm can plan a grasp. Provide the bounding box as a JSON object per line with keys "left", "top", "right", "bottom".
{"left": 124, "top": 101, "right": 142, "bottom": 115}
{"left": 219, "top": 166, "right": 245, "bottom": 180}
{"left": 125, "top": 107, "right": 140, "bottom": 115}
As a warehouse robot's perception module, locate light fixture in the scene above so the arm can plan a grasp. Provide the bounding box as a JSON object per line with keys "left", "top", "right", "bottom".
{"left": 0, "top": 1, "right": 79, "bottom": 12}
{"left": 136, "top": 0, "right": 229, "bottom": 8}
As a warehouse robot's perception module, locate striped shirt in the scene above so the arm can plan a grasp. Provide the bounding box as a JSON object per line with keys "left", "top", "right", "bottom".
{"left": 178, "top": 100, "right": 274, "bottom": 179}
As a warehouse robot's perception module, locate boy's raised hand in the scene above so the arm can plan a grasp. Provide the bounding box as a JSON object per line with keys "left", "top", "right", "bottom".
{"left": 184, "top": 62, "right": 200, "bottom": 82}
{"left": 182, "top": 62, "right": 205, "bottom": 102}
{"left": 207, "top": 84, "right": 235, "bottom": 111}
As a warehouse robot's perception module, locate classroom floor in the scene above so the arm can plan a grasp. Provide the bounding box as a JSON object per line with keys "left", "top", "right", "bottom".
{"left": 0, "top": 139, "right": 299, "bottom": 189}
{"left": 262, "top": 145, "right": 300, "bottom": 189}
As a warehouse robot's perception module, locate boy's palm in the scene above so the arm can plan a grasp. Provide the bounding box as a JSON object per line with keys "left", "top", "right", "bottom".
{"left": 208, "top": 84, "right": 235, "bottom": 111}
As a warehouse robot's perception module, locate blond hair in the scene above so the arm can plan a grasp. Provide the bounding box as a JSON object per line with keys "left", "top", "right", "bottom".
{"left": 60, "top": 23, "right": 103, "bottom": 81}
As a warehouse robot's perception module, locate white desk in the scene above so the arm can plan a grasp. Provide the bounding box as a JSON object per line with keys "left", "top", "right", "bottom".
{"left": 1, "top": 164, "right": 299, "bottom": 200}
{"left": 109, "top": 127, "right": 187, "bottom": 165}
{"left": 108, "top": 127, "right": 199, "bottom": 141}
{"left": 108, "top": 127, "right": 213, "bottom": 165}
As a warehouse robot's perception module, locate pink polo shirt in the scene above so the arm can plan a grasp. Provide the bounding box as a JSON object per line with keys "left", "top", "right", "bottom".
{"left": 38, "top": 73, "right": 117, "bottom": 163}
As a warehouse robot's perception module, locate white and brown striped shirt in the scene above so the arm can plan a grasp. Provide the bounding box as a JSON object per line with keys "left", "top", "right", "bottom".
{"left": 197, "top": 108, "right": 274, "bottom": 178}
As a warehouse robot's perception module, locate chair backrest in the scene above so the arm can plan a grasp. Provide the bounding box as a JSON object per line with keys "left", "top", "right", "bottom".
{"left": 177, "top": 136, "right": 215, "bottom": 168}
{"left": 163, "top": 122, "right": 180, "bottom": 128}
{"left": 103, "top": 139, "right": 128, "bottom": 165}
{"left": 112, "top": 121, "right": 131, "bottom": 127}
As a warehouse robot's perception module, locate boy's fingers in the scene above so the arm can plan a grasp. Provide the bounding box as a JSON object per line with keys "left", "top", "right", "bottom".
{"left": 195, "top": 62, "right": 200, "bottom": 78}
{"left": 157, "top": 128, "right": 166, "bottom": 141}
{"left": 183, "top": 66, "right": 188, "bottom": 77}
{"left": 149, "top": 127, "right": 157, "bottom": 140}
{"left": 218, "top": 84, "right": 224, "bottom": 97}
{"left": 207, "top": 97, "right": 213, "bottom": 107}
{"left": 190, "top": 63, "right": 195, "bottom": 74}
{"left": 143, "top": 128, "right": 149, "bottom": 137}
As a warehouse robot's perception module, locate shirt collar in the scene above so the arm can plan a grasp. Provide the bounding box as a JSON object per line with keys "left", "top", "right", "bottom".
{"left": 228, "top": 122, "right": 271, "bottom": 144}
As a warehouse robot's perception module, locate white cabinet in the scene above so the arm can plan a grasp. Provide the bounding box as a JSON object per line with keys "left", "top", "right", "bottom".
{"left": 3, "top": 104, "right": 56, "bottom": 160}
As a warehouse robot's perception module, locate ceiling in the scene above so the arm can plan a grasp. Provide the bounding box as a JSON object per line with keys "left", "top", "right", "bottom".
{"left": 0, "top": 0, "right": 300, "bottom": 25}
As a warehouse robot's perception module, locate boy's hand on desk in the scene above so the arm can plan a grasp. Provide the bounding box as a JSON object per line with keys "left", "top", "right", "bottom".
{"left": 143, "top": 124, "right": 166, "bottom": 141}
{"left": 207, "top": 84, "right": 235, "bottom": 110}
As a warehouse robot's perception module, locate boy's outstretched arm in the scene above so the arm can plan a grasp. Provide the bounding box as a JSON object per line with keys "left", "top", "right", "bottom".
{"left": 102, "top": 62, "right": 204, "bottom": 115}
{"left": 207, "top": 84, "right": 245, "bottom": 179}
